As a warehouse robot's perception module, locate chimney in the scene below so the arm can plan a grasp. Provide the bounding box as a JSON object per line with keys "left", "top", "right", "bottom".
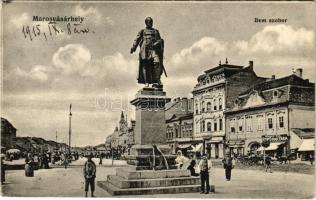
{"left": 295, "top": 68, "right": 303, "bottom": 78}
{"left": 271, "top": 75, "right": 275, "bottom": 80}
{"left": 248, "top": 60, "right": 254, "bottom": 71}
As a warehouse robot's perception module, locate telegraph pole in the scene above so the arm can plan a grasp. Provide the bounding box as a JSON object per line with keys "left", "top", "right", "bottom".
{"left": 56, "top": 131, "right": 58, "bottom": 150}
{"left": 69, "top": 104, "right": 72, "bottom": 156}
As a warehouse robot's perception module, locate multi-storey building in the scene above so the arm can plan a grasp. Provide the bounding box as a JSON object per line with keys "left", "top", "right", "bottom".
{"left": 192, "top": 60, "right": 266, "bottom": 158}
{"left": 1, "top": 117, "right": 17, "bottom": 149}
{"left": 225, "top": 69, "right": 315, "bottom": 157}
{"left": 165, "top": 97, "right": 194, "bottom": 152}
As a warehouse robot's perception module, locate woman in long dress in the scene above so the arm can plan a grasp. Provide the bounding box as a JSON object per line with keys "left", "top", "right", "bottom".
{"left": 25, "top": 153, "right": 34, "bottom": 177}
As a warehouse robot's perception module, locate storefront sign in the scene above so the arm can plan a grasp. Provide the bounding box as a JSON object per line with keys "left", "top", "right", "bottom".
{"left": 262, "top": 135, "right": 289, "bottom": 143}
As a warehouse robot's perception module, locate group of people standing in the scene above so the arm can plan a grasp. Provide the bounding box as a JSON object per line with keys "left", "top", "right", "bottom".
{"left": 24, "top": 152, "right": 50, "bottom": 177}
{"left": 175, "top": 150, "right": 236, "bottom": 194}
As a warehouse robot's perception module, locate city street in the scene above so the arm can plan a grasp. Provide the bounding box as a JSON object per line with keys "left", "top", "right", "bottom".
{"left": 1, "top": 158, "right": 314, "bottom": 198}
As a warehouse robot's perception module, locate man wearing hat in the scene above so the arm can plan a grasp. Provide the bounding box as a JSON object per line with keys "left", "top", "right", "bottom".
{"left": 198, "top": 154, "right": 212, "bottom": 194}
{"left": 222, "top": 152, "right": 235, "bottom": 181}
{"left": 83, "top": 153, "right": 96, "bottom": 197}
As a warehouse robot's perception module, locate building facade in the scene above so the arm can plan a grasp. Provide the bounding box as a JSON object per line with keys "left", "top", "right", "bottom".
{"left": 1, "top": 117, "right": 17, "bottom": 149}
{"left": 165, "top": 97, "right": 194, "bottom": 153}
{"left": 225, "top": 69, "right": 315, "bottom": 157}
{"left": 105, "top": 111, "right": 135, "bottom": 152}
{"left": 192, "top": 60, "right": 266, "bottom": 158}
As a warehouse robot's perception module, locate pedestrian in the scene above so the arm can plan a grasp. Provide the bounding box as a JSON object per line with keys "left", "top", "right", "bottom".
{"left": 198, "top": 154, "right": 212, "bottom": 194}
{"left": 175, "top": 150, "right": 187, "bottom": 169}
{"left": 309, "top": 154, "right": 314, "bottom": 165}
{"left": 39, "top": 153, "right": 43, "bottom": 169}
{"left": 61, "top": 153, "right": 68, "bottom": 169}
{"left": 64, "top": 154, "right": 69, "bottom": 169}
{"left": 83, "top": 153, "right": 96, "bottom": 197}
{"left": 99, "top": 154, "right": 102, "bottom": 165}
{"left": 25, "top": 153, "right": 34, "bottom": 177}
{"left": 265, "top": 156, "right": 272, "bottom": 173}
{"left": 43, "top": 153, "right": 49, "bottom": 169}
{"left": 222, "top": 152, "right": 235, "bottom": 181}
{"left": 187, "top": 154, "right": 199, "bottom": 177}
{"left": 33, "top": 154, "right": 39, "bottom": 170}
{"left": 1, "top": 157, "right": 6, "bottom": 184}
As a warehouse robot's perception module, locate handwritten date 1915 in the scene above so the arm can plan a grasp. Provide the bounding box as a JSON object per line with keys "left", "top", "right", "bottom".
{"left": 22, "top": 22, "right": 94, "bottom": 41}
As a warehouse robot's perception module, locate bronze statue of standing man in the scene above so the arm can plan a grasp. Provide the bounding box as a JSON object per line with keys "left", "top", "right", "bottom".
{"left": 130, "top": 17, "right": 167, "bottom": 87}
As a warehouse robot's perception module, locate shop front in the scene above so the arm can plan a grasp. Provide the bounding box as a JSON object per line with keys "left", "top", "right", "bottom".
{"left": 227, "top": 139, "right": 245, "bottom": 157}
{"left": 206, "top": 137, "right": 225, "bottom": 159}
{"left": 298, "top": 139, "right": 315, "bottom": 161}
{"left": 257, "top": 134, "right": 290, "bottom": 157}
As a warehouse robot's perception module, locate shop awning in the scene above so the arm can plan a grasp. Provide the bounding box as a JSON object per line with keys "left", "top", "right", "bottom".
{"left": 298, "top": 139, "right": 315, "bottom": 151}
{"left": 257, "top": 143, "right": 282, "bottom": 152}
{"left": 207, "top": 137, "right": 223, "bottom": 144}
{"left": 266, "top": 143, "right": 282, "bottom": 151}
{"left": 177, "top": 144, "right": 192, "bottom": 149}
{"left": 190, "top": 144, "right": 203, "bottom": 152}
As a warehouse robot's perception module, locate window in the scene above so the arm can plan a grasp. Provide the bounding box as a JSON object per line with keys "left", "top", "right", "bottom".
{"left": 257, "top": 115, "right": 264, "bottom": 130}
{"left": 230, "top": 119, "right": 236, "bottom": 133}
{"left": 207, "top": 102, "right": 212, "bottom": 111}
{"left": 213, "top": 99, "right": 217, "bottom": 111}
{"left": 196, "top": 122, "right": 199, "bottom": 133}
{"left": 175, "top": 129, "right": 178, "bottom": 138}
{"left": 273, "top": 91, "right": 279, "bottom": 102}
{"left": 268, "top": 118, "right": 273, "bottom": 129}
{"left": 246, "top": 116, "right": 253, "bottom": 131}
{"left": 207, "top": 122, "right": 212, "bottom": 132}
{"left": 219, "top": 119, "right": 223, "bottom": 131}
{"left": 219, "top": 98, "right": 223, "bottom": 110}
{"left": 201, "top": 101, "right": 205, "bottom": 113}
{"left": 279, "top": 116, "right": 284, "bottom": 128}
{"left": 200, "top": 121, "right": 205, "bottom": 132}
{"left": 214, "top": 121, "right": 218, "bottom": 132}
{"left": 273, "top": 91, "right": 278, "bottom": 97}
{"left": 238, "top": 118, "right": 243, "bottom": 132}
{"left": 195, "top": 104, "right": 198, "bottom": 114}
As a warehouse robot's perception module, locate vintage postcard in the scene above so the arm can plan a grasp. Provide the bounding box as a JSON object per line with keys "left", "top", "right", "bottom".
{"left": 1, "top": 1, "right": 315, "bottom": 198}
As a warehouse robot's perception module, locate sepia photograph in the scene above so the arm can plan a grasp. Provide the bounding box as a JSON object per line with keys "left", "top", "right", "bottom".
{"left": 0, "top": 1, "right": 315, "bottom": 198}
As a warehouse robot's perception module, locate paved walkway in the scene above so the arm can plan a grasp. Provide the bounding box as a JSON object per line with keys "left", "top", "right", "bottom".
{"left": 1, "top": 158, "right": 314, "bottom": 198}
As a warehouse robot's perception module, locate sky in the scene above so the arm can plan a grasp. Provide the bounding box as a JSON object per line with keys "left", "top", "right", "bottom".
{"left": 2, "top": 2, "right": 315, "bottom": 146}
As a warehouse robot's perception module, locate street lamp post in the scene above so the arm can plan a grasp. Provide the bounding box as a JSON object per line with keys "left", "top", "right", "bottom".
{"left": 69, "top": 104, "right": 72, "bottom": 158}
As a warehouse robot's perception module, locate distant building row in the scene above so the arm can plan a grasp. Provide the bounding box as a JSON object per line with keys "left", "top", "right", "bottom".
{"left": 1, "top": 117, "right": 69, "bottom": 153}
{"left": 105, "top": 112, "right": 135, "bottom": 151}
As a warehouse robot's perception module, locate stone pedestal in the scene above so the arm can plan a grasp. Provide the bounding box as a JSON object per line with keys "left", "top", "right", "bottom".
{"left": 98, "top": 86, "right": 206, "bottom": 196}
{"left": 131, "top": 86, "right": 170, "bottom": 145}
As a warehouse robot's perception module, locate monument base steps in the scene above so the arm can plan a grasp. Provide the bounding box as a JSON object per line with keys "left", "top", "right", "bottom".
{"left": 97, "top": 167, "right": 210, "bottom": 196}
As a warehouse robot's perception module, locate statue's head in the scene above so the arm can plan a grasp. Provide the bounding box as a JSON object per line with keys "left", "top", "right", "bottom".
{"left": 145, "top": 17, "right": 153, "bottom": 28}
